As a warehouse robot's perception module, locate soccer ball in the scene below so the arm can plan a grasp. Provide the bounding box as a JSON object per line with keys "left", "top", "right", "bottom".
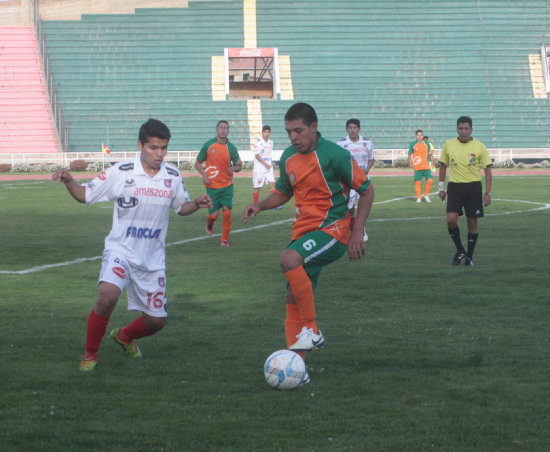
{"left": 264, "top": 349, "right": 307, "bottom": 390}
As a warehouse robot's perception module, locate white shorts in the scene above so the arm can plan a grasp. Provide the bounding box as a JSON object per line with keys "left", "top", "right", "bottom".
{"left": 252, "top": 168, "right": 275, "bottom": 188}
{"left": 347, "top": 175, "right": 371, "bottom": 209}
{"left": 99, "top": 251, "right": 168, "bottom": 317}
{"left": 348, "top": 189, "right": 359, "bottom": 209}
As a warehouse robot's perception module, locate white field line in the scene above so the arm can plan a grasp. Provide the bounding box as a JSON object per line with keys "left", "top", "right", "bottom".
{"left": 1, "top": 197, "right": 549, "bottom": 275}
{"left": 0, "top": 181, "right": 47, "bottom": 189}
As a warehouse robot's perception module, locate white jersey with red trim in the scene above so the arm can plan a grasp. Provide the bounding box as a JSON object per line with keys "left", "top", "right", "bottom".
{"left": 84, "top": 156, "right": 190, "bottom": 271}
{"left": 253, "top": 137, "right": 274, "bottom": 172}
{"left": 336, "top": 135, "right": 374, "bottom": 171}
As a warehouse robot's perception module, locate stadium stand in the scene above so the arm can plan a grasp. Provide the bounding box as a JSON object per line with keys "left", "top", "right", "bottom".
{"left": 40, "top": 1, "right": 248, "bottom": 153}
{"left": 0, "top": 26, "right": 58, "bottom": 154}
{"left": 19, "top": 0, "right": 550, "bottom": 155}
{"left": 256, "top": 0, "right": 550, "bottom": 150}
{"left": 37, "top": 0, "right": 189, "bottom": 21}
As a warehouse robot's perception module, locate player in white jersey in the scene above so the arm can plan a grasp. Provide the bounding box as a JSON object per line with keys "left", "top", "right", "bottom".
{"left": 337, "top": 118, "right": 375, "bottom": 241}
{"left": 252, "top": 125, "right": 276, "bottom": 204}
{"left": 52, "top": 118, "right": 212, "bottom": 371}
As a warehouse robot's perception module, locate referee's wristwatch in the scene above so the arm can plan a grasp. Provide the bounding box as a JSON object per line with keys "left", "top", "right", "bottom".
{"left": 485, "top": 192, "right": 492, "bottom": 197}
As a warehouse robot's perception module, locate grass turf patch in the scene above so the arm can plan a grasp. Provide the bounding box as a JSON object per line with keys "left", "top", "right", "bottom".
{"left": 1, "top": 175, "right": 549, "bottom": 450}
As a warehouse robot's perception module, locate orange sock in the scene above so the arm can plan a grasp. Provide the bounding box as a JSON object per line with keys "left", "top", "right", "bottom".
{"left": 221, "top": 210, "right": 232, "bottom": 242}
{"left": 415, "top": 181, "right": 422, "bottom": 198}
{"left": 284, "top": 266, "right": 317, "bottom": 333}
{"left": 253, "top": 192, "right": 259, "bottom": 204}
{"left": 285, "top": 304, "right": 305, "bottom": 360}
{"left": 207, "top": 213, "right": 217, "bottom": 228}
{"left": 424, "top": 178, "right": 433, "bottom": 196}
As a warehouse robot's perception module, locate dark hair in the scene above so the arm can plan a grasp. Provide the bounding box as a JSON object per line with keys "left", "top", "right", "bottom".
{"left": 284, "top": 102, "right": 317, "bottom": 126}
{"left": 423, "top": 136, "right": 429, "bottom": 140}
{"left": 346, "top": 118, "right": 360, "bottom": 128}
{"left": 457, "top": 116, "right": 472, "bottom": 127}
{"left": 138, "top": 118, "right": 171, "bottom": 144}
{"left": 217, "top": 120, "right": 229, "bottom": 128}
{"left": 415, "top": 129, "right": 423, "bottom": 135}
{"left": 262, "top": 125, "right": 271, "bottom": 132}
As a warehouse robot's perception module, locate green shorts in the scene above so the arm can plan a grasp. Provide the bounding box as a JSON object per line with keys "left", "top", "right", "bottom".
{"left": 287, "top": 230, "right": 347, "bottom": 290}
{"left": 206, "top": 185, "right": 234, "bottom": 213}
{"left": 413, "top": 169, "right": 433, "bottom": 181}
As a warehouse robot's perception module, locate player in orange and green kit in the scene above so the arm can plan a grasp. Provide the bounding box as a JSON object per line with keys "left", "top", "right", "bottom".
{"left": 242, "top": 103, "right": 374, "bottom": 377}
{"left": 195, "top": 120, "right": 242, "bottom": 246}
{"left": 408, "top": 129, "right": 434, "bottom": 203}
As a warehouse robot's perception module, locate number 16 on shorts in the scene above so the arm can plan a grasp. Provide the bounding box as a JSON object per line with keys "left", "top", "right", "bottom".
{"left": 147, "top": 291, "right": 165, "bottom": 310}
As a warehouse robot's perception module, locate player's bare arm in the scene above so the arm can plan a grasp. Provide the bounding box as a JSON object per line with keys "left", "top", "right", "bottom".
{"left": 483, "top": 166, "right": 493, "bottom": 206}
{"left": 256, "top": 154, "right": 272, "bottom": 169}
{"left": 366, "top": 159, "right": 375, "bottom": 174}
{"left": 242, "top": 191, "right": 289, "bottom": 223}
{"left": 178, "top": 194, "right": 213, "bottom": 216}
{"left": 228, "top": 163, "right": 242, "bottom": 174}
{"left": 194, "top": 159, "right": 210, "bottom": 185}
{"left": 348, "top": 186, "right": 374, "bottom": 261}
{"left": 52, "top": 168, "right": 86, "bottom": 203}
{"left": 438, "top": 164, "right": 447, "bottom": 201}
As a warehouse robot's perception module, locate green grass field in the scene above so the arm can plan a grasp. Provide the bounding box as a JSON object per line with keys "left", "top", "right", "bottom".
{"left": 1, "top": 174, "right": 549, "bottom": 451}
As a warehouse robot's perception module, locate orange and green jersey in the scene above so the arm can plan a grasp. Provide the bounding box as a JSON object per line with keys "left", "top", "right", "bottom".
{"left": 408, "top": 140, "right": 433, "bottom": 170}
{"left": 197, "top": 138, "right": 242, "bottom": 189}
{"left": 275, "top": 134, "right": 372, "bottom": 244}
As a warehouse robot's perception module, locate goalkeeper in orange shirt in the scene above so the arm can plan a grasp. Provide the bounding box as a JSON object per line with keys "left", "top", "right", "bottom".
{"left": 408, "top": 129, "right": 434, "bottom": 202}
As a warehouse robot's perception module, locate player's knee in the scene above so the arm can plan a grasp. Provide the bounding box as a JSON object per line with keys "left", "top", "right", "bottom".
{"left": 446, "top": 214, "right": 459, "bottom": 228}
{"left": 95, "top": 282, "right": 120, "bottom": 315}
{"left": 280, "top": 249, "right": 303, "bottom": 272}
{"left": 144, "top": 315, "right": 166, "bottom": 332}
{"left": 466, "top": 217, "right": 478, "bottom": 232}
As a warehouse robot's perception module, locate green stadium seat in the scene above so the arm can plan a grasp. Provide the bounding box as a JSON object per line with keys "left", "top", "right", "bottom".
{"left": 40, "top": 0, "right": 550, "bottom": 153}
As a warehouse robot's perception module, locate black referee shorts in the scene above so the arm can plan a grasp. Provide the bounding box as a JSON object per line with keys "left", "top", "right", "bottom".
{"left": 446, "top": 181, "right": 484, "bottom": 218}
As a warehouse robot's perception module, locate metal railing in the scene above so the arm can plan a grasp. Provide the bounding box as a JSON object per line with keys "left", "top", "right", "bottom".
{"left": 32, "top": 0, "right": 69, "bottom": 153}
{"left": 2, "top": 148, "right": 550, "bottom": 166}
{"left": 0, "top": 151, "right": 199, "bottom": 166}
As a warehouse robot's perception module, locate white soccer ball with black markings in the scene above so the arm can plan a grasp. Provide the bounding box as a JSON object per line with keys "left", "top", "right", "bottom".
{"left": 264, "top": 349, "right": 307, "bottom": 390}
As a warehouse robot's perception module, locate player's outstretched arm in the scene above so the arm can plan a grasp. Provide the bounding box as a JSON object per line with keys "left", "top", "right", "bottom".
{"left": 348, "top": 185, "right": 374, "bottom": 261}
{"left": 52, "top": 168, "right": 86, "bottom": 203}
{"left": 242, "top": 203, "right": 261, "bottom": 223}
{"left": 178, "top": 194, "right": 213, "bottom": 216}
{"left": 242, "top": 191, "right": 289, "bottom": 223}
